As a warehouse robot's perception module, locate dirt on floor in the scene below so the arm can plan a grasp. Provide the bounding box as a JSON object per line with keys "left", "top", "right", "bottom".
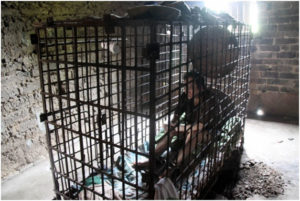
{"left": 231, "top": 159, "right": 285, "bottom": 200}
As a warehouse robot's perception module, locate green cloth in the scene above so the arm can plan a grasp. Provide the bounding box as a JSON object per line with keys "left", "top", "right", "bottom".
{"left": 84, "top": 175, "right": 102, "bottom": 187}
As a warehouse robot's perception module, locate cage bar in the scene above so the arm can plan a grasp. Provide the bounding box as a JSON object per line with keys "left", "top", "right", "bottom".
{"left": 35, "top": 17, "right": 251, "bottom": 199}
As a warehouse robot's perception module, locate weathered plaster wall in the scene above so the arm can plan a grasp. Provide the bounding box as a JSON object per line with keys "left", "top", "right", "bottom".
{"left": 248, "top": 1, "right": 299, "bottom": 118}
{"left": 1, "top": 1, "right": 142, "bottom": 179}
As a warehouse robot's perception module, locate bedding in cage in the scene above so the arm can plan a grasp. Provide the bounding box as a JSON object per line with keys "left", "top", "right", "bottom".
{"left": 34, "top": 14, "right": 251, "bottom": 200}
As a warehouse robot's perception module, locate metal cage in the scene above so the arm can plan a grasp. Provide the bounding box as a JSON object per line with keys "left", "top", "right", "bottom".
{"left": 34, "top": 16, "right": 251, "bottom": 199}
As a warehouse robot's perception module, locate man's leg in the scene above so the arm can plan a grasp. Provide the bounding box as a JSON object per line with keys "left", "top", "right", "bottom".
{"left": 176, "top": 130, "right": 210, "bottom": 166}
{"left": 159, "top": 130, "right": 210, "bottom": 178}
{"left": 155, "top": 129, "right": 177, "bottom": 156}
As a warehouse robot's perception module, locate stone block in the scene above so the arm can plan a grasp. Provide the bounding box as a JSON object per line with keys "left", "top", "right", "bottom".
{"left": 283, "top": 31, "right": 299, "bottom": 37}
{"left": 259, "top": 31, "right": 282, "bottom": 38}
{"left": 257, "top": 85, "right": 267, "bottom": 92}
{"left": 284, "top": 60, "right": 299, "bottom": 65}
{"left": 269, "top": 16, "right": 291, "bottom": 24}
{"left": 271, "top": 1, "right": 292, "bottom": 10}
{"left": 255, "top": 52, "right": 273, "bottom": 59}
{"left": 277, "top": 52, "right": 297, "bottom": 58}
{"left": 289, "top": 15, "right": 300, "bottom": 22}
{"left": 275, "top": 38, "right": 298, "bottom": 45}
{"left": 251, "top": 59, "right": 263, "bottom": 64}
{"left": 278, "top": 24, "right": 299, "bottom": 31}
{"left": 262, "top": 59, "right": 283, "bottom": 65}
{"left": 260, "top": 45, "right": 280, "bottom": 51}
{"left": 291, "top": 1, "right": 299, "bottom": 7}
{"left": 280, "top": 45, "right": 290, "bottom": 51}
{"left": 251, "top": 46, "right": 257, "bottom": 52}
{"left": 271, "top": 65, "right": 293, "bottom": 72}
{"left": 250, "top": 83, "right": 264, "bottom": 90}
{"left": 280, "top": 73, "right": 299, "bottom": 79}
{"left": 263, "top": 25, "right": 278, "bottom": 32}
{"left": 271, "top": 7, "right": 299, "bottom": 16}
{"left": 280, "top": 87, "right": 293, "bottom": 93}
{"left": 259, "top": 38, "right": 274, "bottom": 45}
{"left": 255, "top": 65, "right": 272, "bottom": 71}
{"left": 266, "top": 86, "right": 280, "bottom": 91}
{"left": 250, "top": 71, "right": 261, "bottom": 78}
{"left": 266, "top": 79, "right": 289, "bottom": 85}
{"left": 258, "top": 16, "right": 269, "bottom": 25}
{"left": 258, "top": 1, "right": 272, "bottom": 11}
{"left": 291, "top": 45, "right": 299, "bottom": 51}
{"left": 262, "top": 71, "right": 279, "bottom": 78}
{"left": 251, "top": 78, "right": 267, "bottom": 84}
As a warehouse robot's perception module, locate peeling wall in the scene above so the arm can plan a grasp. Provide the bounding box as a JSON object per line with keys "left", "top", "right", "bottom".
{"left": 1, "top": 1, "right": 142, "bottom": 179}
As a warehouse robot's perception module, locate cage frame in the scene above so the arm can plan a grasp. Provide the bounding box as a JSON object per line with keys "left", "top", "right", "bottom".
{"left": 34, "top": 15, "right": 252, "bottom": 200}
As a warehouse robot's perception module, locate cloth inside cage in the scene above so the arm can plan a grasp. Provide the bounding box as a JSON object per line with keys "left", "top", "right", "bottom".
{"left": 73, "top": 116, "right": 241, "bottom": 200}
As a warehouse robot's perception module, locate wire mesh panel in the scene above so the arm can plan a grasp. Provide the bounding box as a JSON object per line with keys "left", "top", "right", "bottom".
{"left": 35, "top": 17, "right": 251, "bottom": 200}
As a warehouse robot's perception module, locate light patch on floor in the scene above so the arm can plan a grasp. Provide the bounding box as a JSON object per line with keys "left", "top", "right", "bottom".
{"left": 243, "top": 119, "right": 299, "bottom": 200}
{"left": 1, "top": 160, "right": 54, "bottom": 200}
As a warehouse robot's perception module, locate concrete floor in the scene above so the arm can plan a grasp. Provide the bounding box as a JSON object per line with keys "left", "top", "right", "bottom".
{"left": 243, "top": 119, "right": 299, "bottom": 200}
{"left": 1, "top": 118, "right": 299, "bottom": 200}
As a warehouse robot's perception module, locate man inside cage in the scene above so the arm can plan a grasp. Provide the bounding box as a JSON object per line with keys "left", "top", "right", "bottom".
{"left": 134, "top": 71, "right": 212, "bottom": 179}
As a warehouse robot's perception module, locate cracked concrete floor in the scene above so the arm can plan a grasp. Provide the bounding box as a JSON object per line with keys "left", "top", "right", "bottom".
{"left": 242, "top": 119, "right": 299, "bottom": 200}
{"left": 1, "top": 118, "right": 299, "bottom": 200}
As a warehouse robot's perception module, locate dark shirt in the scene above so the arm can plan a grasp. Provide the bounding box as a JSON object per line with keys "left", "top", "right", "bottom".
{"left": 174, "top": 89, "right": 236, "bottom": 130}
{"left": 174, "top": 92, "right": 200, "bottom": 125}
{"left": 170, "top": 92, "right": 200, "bottom": 154}
{"left": 169, "top": 88, "right": 236, "bottom": 162}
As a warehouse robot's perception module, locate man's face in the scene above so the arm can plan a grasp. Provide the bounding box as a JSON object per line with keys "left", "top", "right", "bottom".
{"left": 185, "top": 77, "right": 200, "bottom": 100}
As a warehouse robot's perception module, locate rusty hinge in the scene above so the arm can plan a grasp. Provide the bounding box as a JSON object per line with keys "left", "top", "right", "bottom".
{"left": 246, "top": 92, "right": 250, "bottom": 99}
{"left": 40, "top": 113, "right": 48, "bottom": 122}
{"left": 47, "top": 17, "right": 54, "bottom": 26}
{"left": 97, "top": 113, "right": 107, "bottom": 125}
{"left": 143, "top": 43, "right": 160, "bottom": 60}
{"left": 30, "top": 34, "right": 38, "bottom": 45}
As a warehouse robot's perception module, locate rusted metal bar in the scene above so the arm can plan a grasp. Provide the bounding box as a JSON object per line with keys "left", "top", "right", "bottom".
{"left": 35, "top": 17, "right": 251, "bottom": 200}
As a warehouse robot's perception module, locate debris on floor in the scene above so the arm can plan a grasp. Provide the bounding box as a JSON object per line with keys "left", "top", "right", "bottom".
{"left": 232, "top": 160, "right": 285, "bottom": 200}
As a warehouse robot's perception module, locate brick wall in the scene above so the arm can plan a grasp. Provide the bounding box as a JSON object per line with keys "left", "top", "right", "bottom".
{"left": 248, "top": 1, "right": 299, "bottom": 118}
